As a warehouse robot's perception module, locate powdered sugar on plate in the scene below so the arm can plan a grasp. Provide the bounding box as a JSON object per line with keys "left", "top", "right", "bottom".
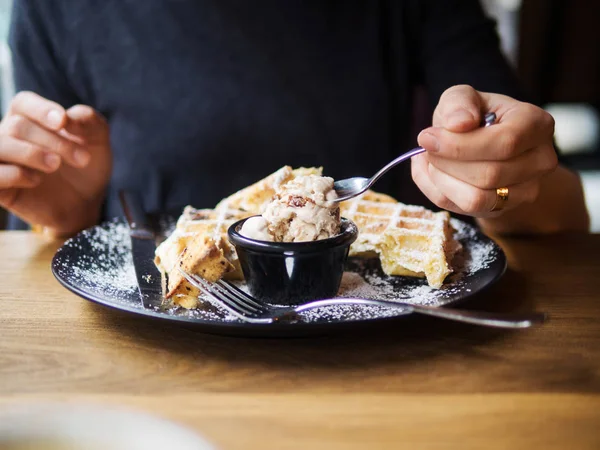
{"left": 451, "top": 218, "right": 498, "bottom": 275}
{"left": 52, "top": 216, "right": 505, "bottom": 325}
{"left": 54, "top": 219, "right": 138, "bottom": 301}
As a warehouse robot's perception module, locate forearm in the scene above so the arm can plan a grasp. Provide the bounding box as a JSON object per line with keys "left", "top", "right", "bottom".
{"left": 477, "top": 165, "right": 590, "bottom": 235}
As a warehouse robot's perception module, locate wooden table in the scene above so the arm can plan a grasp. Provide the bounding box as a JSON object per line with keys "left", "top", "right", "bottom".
{"left": 1, "top": 231, "right": 599, "bottom": 449}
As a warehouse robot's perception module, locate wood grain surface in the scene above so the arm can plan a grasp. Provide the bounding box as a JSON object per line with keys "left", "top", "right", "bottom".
{"left": 1, "top": 231, "right": 599, "bottom": 449}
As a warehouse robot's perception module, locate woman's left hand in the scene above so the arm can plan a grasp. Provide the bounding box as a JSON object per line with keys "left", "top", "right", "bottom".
{"left": 413, "top": 84, "right": 558, "bottom": 217}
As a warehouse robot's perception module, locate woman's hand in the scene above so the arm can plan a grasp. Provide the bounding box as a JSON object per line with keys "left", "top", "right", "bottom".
{"left": 0, "top": 91, "right": 111, "bottom": 236}
{"left": 412, "top": 84, "right": 558, "bottom": 218}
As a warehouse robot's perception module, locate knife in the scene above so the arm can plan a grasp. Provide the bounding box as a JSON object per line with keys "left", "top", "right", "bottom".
{"left": 118, "top": 190, "right": 164, "bottom": 310}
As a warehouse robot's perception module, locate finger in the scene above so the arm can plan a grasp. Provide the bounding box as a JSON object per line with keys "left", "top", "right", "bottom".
{"left": 8, "top": 91, "right": 67, "bottom": 131}
{"left": 419, "top": 102, "right": 555, "bottom": 161}
{"left": 0, "top": 135, "right": 61, "bottom": 173}
{"left": 64, "top": 105, "right": 108, "bottom": 139}
{"left": 1, "top": 115, "right": 90, "bottom": 168}
{"left": 0, "top": 164, "right": 42, "bottom": 189}
{"left": 410, "top": 153, "right": 462, "bottom": 215}
{"left": 0, "top": 188, "right": 17, "bottom": 210}
{"left": 427, "top": 163, "right": 540, "bottom": 216}
{"left": 432, "top": 85, "right": 482, "bottom": 132}
{"left": 427, "top": 144, "right": 558, "bottom": 190}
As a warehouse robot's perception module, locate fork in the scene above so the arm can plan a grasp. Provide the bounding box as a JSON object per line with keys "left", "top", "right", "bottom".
{"left": 178, "top": 270, "right": 545, "bottom": 328}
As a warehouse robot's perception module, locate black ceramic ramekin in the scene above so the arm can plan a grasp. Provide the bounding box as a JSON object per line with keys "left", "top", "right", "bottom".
{"left": 228, "top": 217, "right": 358, "bottom": 306}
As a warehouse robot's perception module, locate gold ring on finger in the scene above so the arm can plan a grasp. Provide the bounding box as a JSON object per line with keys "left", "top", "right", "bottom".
{"left": 490, "top": 187, "right": 509, "bottom": 212}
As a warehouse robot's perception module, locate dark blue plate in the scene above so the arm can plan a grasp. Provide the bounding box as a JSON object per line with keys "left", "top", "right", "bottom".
{"left": 51, "top": 215, "right": 506, "bottom": 337}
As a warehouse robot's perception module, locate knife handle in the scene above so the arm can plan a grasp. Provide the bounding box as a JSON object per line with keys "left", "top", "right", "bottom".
{"left": 118, "top": 190, "right": 154, "bottom": 240}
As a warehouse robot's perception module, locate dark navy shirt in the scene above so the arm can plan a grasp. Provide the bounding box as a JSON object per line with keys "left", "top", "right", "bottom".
{"left": 8, "top": 0, "right": 524, "bottom": 228}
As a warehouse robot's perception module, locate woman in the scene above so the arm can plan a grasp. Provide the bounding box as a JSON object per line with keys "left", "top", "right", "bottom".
{"left": 0, "top": 0, "right": 589, "bottom": 236}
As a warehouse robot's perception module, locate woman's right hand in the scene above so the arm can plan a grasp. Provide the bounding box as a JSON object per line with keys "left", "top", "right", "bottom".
{"left": 0, "top": 91, "right": 112, "bottom": 236}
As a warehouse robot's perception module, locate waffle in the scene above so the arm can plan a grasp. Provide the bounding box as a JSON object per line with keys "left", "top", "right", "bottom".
{"left": 154, "top": 207, "right": 239, "bottom": 308}
{"left": 340, "top": 191, "right": 461, "bottom": 288}
{"left": 214, "top": 165, "right": 323, "bottom": 213}
{"left": 154, "top": 166, "right": 320, "bottom": 308}
{"left": 155, "top": 166, "right": 461, "bottom": 308}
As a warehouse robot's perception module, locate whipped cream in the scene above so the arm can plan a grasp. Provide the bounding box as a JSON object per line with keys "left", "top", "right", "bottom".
{"left": 239, "top": 216, "right": 274, "bottom": 242}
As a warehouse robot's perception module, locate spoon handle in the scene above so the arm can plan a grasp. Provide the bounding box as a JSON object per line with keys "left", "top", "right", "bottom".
{"left": 366, "top": 146, "right": 425, "bottom": 190}
{"left": 366, "top": 112, "right": 497, "bottom": 191}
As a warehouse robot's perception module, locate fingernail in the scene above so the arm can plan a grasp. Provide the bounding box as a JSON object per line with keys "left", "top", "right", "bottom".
{"left": 447, "top": 109, "right": 474, "bottom": 128}
{"left": 47, "top": 110, "right": 63, "bottom": 128}
{"left": 73, "top": 149, "right": 91, "bottom": 167}
{"left": 44, "top": 152, "right": 60, "bottom": 170}
{"left": 418, "top": 131, "right": 440, "bottom": 152}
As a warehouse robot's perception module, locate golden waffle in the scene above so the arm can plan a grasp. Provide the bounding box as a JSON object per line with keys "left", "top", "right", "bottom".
{"left": 340, "top": 192, "right": 461, "bottom": 288}
{"left": 215, "top": 165, "right": 322, "bottom": 214}
{"left": 155, "top": 166, "right": 461, "bottom": 308}
{"left": 154, "top": 207, "right": 241, "bottom": 308}
{"left": 155, "top": 167, "right": 321, "bottom": 308}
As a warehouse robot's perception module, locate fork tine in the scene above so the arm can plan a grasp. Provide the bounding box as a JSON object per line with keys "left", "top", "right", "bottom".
{"left": 217, "top": 280, "right": 267, "bottom": 310}
{"left": 210, "top": 281, "right": 265, "bottom": 315}
{"left": 184, "top": 271, "right": 261, "bottom": 315}
{"left": 195, "top": 277, "right": 256, "bottom": 315}
{"left": 177, "top": 268, "right": 272, "bottom": 323}
{"left": 185, "top": 273, "right": 252, "bottom": 317}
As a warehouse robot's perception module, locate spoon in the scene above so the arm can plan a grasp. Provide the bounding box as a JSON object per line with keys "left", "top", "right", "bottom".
{"left": 333, "top": 112, "right": 497, "bottom": 202}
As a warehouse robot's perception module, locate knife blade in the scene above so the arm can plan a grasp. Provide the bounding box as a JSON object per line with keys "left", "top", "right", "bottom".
{"left": 119, "top": 190, "right": 164, "bottom": 310}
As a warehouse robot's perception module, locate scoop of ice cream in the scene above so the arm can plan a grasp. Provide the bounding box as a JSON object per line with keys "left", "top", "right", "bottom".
{"left": 239, "top": 216, "right": 274, "bottom": 241}
{"left": 262, "top": 175, "right": 340, "bottom": 242}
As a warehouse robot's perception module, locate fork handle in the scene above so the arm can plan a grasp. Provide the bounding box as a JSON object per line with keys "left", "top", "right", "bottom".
{"left": 291, "top": 297, "right": 545, "bottom": 329}
{"left": 407, "top": 304, "right": 546, "bottom": 329}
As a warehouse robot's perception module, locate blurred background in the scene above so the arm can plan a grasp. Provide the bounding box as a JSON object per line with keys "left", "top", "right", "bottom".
{"left": 0, "top": 0, "right": 598, "bottom": 230}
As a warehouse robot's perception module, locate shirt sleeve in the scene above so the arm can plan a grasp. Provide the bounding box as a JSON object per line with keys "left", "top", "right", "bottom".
{"left": 406, "top": 0, "right": 526, "bottom": 106}
{"left": 8, "top": 0, "right": 80, "bottom": 107}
